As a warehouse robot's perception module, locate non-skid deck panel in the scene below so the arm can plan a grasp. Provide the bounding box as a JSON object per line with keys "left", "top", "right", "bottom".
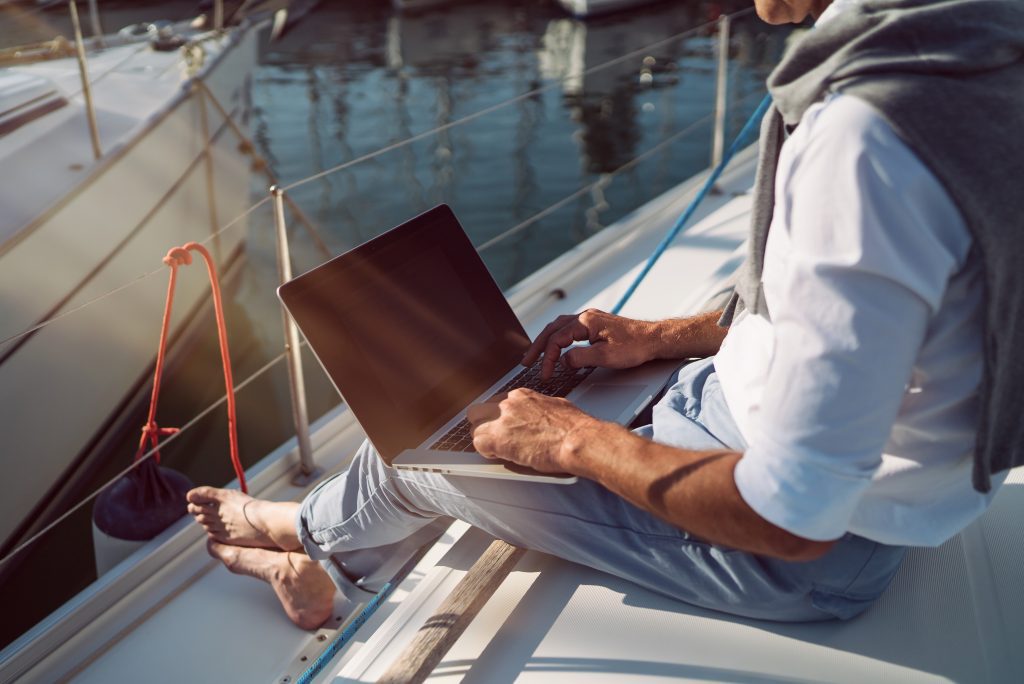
{"left": 339, "top": 469, "right": 1024, "bottom": 683}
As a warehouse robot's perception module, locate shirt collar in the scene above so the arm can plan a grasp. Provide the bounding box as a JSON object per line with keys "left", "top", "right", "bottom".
{"left": 816, "top": 0, "right": 861, "bottom": 27}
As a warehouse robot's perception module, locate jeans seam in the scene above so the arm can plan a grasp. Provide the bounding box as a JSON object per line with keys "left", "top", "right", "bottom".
{"left": 812, "top": 542, "right": 880, "bottom": 599}
{"left": 839, "top": 542, "right": 880, "bottom": 594}
{"left": 395, "top": 476, "right": 710, "bottom": 545}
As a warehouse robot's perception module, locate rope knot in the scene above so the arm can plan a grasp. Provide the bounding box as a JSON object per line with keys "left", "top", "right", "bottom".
{"left": 140, "top": 422, "right": 179, "bottom": 438}
{"left": 163, "top": 246, "right": 193, "bottom": 268}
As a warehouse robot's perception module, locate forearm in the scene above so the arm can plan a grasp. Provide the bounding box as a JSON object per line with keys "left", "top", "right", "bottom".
{"left": 649, "top": 310, "right": 729, "bottom": 361}
{"left": 561, "top": 418, "right": 834, "bottom": 561}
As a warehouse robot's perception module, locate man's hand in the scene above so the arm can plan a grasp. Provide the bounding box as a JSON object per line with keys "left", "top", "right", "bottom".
{"left": 467, "top": 377, "right": 834, "bottom": 562}
{"left": 467, "top": 389, "right": 599, "bottom": 474}
{"left": 522, "top": 309, "right": 659, "bottom": 380}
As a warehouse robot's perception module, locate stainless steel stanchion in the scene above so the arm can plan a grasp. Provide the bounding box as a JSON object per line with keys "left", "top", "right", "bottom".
{"left": 711, "top": 14, "right": 731, "bottom": 170}
{"left": 271, "top": 186, "right": 319, "bottom": 483}
{"left": 69, "top": 1, "right": 102, "bottom": 160}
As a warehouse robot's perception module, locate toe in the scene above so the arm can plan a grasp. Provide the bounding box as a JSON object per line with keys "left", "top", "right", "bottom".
{"left": 186, "top": 486, "right": 224, "bottom": 505}
{"left": 186, "top": 503, "right": 208, "bottom": 516}
{"left": 194, "top": 512, "right": 216, "bottom": 526}
{"left": 207, "top": 539, "right": 239, "bottom": 571}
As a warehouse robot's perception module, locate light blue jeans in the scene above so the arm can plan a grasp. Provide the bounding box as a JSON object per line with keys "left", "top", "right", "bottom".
{"left": 297, "top": 357, "right": 905, "bottom": 622}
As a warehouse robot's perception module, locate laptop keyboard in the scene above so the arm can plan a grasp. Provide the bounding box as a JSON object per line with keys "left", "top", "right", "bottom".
{"left": 429, "top": 363, "right": 595, "bottom": 452}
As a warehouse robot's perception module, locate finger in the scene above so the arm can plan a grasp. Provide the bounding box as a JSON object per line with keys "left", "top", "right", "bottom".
{"left": 467, "top": 402, "right": 500, "bottom": 427}
{"left": 564, "top": 343, "right": 608, "bottom": 369}
{"left": 541, "top": 321, "right": 590, "bottom": 379}
{"left": 577, "top": 309, "right": 608, "bottom": 343}
{"left": 471, "top": 427, "right": 497, "bottom": 458}
{"left": 522, "top": 315, "right": 578, "bottom": 366}
{"left": 541, "top": 341, "right": 561, "bottom": 379}
{"left": 522, "top": 316, "right": 569, "bottom": 366}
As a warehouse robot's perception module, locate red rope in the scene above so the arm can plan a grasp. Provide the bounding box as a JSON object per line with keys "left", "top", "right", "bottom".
{"left": 134, "top": 242, "right": 247, "bottom": 493}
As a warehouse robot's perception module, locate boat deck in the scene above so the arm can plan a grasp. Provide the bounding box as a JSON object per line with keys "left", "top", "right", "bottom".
{"left": 0, "top": 24, "right": 235, "bottom": 245}
{"left": 12, "top": 148, "right": 1024, "bottom": 683}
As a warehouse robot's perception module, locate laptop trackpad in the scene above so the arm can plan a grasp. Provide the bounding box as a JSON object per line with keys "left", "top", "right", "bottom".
{"left": 574, "top": 384, "right": 648, "bottom": 422}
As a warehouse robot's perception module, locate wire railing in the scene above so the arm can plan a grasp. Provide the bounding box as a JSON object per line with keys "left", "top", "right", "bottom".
{"left": 0, "top": 347, "right": 288, "bottom": 569}
{"left": 0, "top": 0, "right": 66, "bottom": 27}
{"left": 0, "top": 197, "right": 269, "bottom": 351}
{"left": 280, "top": 7, "right": 755, "bottom": 195}
{"left": 0, "top": 6, "right": 754, "bottom": 351}
{"left": 0, "top": 5, "right": 767, "bottom": 571}
{"left": 478, "top": 98, "right": 742, "bottom": 253}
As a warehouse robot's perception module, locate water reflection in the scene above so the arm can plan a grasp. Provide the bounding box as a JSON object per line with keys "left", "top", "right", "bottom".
{"left": 253, "top": 1, "right": 783, "bottom": 282}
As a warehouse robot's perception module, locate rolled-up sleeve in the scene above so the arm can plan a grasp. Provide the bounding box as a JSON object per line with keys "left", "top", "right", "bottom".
{"left": 732, "top": 95, "right": 966, "bottom": 542}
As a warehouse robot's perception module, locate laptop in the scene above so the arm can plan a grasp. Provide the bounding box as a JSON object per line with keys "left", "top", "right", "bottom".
{"left": 277, "top": 205, "right": 681, "bottom": 484}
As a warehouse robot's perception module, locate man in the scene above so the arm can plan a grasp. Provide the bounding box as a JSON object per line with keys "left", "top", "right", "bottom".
{"left": 189, "top": 0, "right": 1023, "bottom": 628}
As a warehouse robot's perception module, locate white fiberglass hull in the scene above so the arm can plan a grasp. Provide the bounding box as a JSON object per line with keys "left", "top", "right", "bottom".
{"left": 0, "top": 24, "right": 260, "bottom": 550}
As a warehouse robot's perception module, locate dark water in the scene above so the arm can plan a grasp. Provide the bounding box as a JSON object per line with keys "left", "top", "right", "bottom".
{"left": 0, "top": 0, "right": 788, "bottom": 650}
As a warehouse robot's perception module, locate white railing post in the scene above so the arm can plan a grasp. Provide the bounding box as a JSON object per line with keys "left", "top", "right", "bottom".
{"left": 68, "top": 0, "right": 102, "bottom": 160}
{"left": 711, "top": 13, "right": 731, "bottom": 169}
{"left": 271, "top": 186, "right": 319, "bottom": 482}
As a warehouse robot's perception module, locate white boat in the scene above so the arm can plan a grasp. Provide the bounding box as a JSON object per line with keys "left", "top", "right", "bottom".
{"left": 4, "top": 141, "right": 1021, "bottom": 683}
{"left": 2, "top": 6, "right": 1020, "bottom": 683}
{"left": 0, "top": 16, "right": 261, "bottom": 554}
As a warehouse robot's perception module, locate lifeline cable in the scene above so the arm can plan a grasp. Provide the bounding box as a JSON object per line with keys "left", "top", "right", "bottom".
{"left": 0, "top": 7, "right": 756, "bottom": 350}
{"left": 611, "top": 93, "right": 772, "bottom": 315}
{"left": 478, "top": 87, "right": 768, "bottom": 254}
{"left": 0, "top": 54, "right": 771, "bottom": 573}
{"left": 0, "top": 348, "right": 285, "bottom": 569}
{"left": 0, "top": 0, "right": 766, "bottom": 582}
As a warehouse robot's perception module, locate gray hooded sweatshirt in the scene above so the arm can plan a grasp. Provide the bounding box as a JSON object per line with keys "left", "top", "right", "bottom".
{"left": 720, "top": 0, "right": 1024, "bottom": 491}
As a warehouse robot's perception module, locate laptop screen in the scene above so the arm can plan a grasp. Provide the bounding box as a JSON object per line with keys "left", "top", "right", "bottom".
{"left": 278, "top": 205, "right": 531, "bottom": 463}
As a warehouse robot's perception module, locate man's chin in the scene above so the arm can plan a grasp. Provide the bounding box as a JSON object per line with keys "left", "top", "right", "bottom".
{"left": 753, "top": 0, "right": 824, "bottom": 25}
{"left": 755, "top": 6, "right": 798, "bottom": 24}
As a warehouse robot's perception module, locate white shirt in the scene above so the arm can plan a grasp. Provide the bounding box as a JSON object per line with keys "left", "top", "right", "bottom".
{"left": 718, "top": 92, "right": 1003, "bottom": 547}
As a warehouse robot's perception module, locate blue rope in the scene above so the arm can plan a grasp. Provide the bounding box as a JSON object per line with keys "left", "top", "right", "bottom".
{"left": 610, "top": 93, "right": 772, "bottom": 315}
{"left": 295, "top": 580, "right": 398, "bottom": 684}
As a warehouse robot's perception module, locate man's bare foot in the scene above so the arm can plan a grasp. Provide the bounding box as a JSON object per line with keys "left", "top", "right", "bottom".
{"left": 187, "top": 486, "right": 302, "bottom": 551}
{"left": 207, "top": 540, "right": 336, "bottom": 630}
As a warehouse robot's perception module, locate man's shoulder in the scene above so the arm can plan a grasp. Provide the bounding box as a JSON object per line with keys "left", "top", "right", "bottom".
{"left": 796, "top": 92, "right": 902, "bottom": 157}
{"left": 779, "top": 92, "right": 973, "bottom": 293}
